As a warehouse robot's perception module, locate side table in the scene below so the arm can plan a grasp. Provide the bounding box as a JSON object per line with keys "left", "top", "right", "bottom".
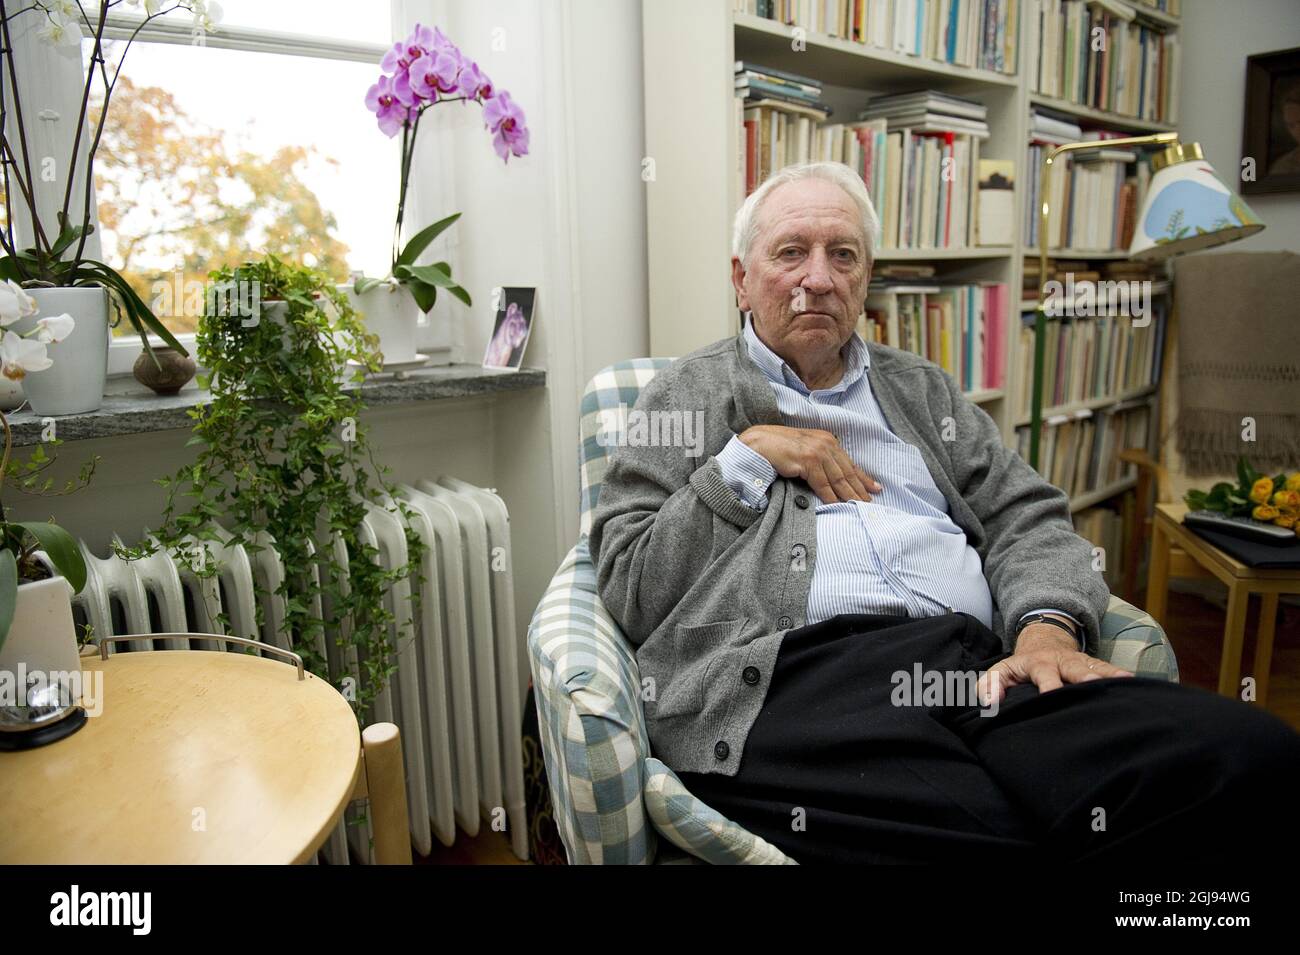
{"left": 1147, "top": 503, "right": 1300, "bottom": 707}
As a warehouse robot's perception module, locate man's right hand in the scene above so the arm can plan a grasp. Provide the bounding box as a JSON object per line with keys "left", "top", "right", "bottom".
{"left": 738, "top": 425, "right": 882, "bottom": 504}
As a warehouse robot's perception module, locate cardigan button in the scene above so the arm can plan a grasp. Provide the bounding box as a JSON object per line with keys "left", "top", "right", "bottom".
{"left": 777, "top": 616, "right": 792, "bottom": 629}
{"left": 791, "top": 543, "right": 806, "bottom": 559}
{"left": 714, "top": 740, "right": 730, "bottom": 760}
{"left": 794, "top": 494, "right": 809, "bottom": 509}
{"left": 742, "top": 666, "right": 760, "bottom": 685}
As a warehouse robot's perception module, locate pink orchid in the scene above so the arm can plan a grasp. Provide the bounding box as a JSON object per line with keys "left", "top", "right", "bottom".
{"left": 483, "top": 91, "right": 529, "bottom": 162}
{"left": 408, "top": 46, "right": 465, "bottom": 101}
{"left": 365, "top": 74, "right": 413, "bottom": 137}
{"left": 458, "top": 61, "right": 494, "bottom": 102}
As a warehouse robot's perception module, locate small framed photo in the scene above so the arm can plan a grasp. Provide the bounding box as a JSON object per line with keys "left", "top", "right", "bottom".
{"left": 483, "top": 287, "right": 536, "bottom": 371}
{"left": 1242, "top": 46, "right": 1300, "bottom": 195}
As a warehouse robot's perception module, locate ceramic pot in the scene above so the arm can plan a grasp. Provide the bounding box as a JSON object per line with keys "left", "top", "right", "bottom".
{"left": 0, "top": 576, "right": 87, "bottom": 748}
{"left": 13, "top": 286, "right": 109, "bottom": 415}
{"left": 0, "top": 374, "right": 23, "bottom": 411}
{"left": 0, "top": 575, "right": 79, "bottom": 676}
{"left": 133, "top": 344, "right": 197, "bottom": 395}
{"left": 342, "top": 282, "right": 420, "bottom": 365}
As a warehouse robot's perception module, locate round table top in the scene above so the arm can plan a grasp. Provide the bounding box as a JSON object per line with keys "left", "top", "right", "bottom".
{"left": 0, "top": 649, "right": 360, "bottom": 864}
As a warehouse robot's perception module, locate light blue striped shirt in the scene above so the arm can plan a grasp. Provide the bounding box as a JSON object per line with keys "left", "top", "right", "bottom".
{"left": 716, "top": 319, "right": 1077, "bottom": 638}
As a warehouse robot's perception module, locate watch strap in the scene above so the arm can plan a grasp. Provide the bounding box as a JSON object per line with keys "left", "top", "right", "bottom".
{"left": 1017, "top": 612, "right": 1083, "bottom": 650}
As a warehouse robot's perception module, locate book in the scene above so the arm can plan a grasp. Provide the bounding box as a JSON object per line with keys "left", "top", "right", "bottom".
{"left": 977, "top": 159, "right": 1015, "bottom": 247}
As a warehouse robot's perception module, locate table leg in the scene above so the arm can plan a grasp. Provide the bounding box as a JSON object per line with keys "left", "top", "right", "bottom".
{"left": 1218, "top": 584, "right": 1249, "bottom": 699}
{"left": 362, "top": 722, "right": 412, "bottom": 865}
{"left": 1146, "top": 520, "right": 1170, "bottom": 625}
{"left": 1253, "top": 592, "right": 1279, "bottom": 709}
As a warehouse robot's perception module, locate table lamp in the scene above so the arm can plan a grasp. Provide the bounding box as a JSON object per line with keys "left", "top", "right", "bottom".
{"left": 1028, "top": 138, "right": 1266, "bottom": 471}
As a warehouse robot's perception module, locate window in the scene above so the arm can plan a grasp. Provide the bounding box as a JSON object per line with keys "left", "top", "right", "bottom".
{"left": 78, "top": 1, "right": 401, "bottom": 370}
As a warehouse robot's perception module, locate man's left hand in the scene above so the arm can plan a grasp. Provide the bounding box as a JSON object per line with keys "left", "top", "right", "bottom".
{"left": 977, "top": 624, "right": 1134, "bottom": 705}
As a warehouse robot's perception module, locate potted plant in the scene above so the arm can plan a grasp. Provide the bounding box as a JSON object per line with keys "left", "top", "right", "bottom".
{"left": 118, "top": 256, "right": 420, "bottom": 715}
{"left": 0, "top": 0, "right": 222, "bottom": 414}
{"left": 0, "top": 308, "right": 93, "bottom": 748}
{"left": 348, "top": 22, "right": 529, "bottom": 366}
{"left": 1186, "top": 456, "right": 1300, "bottom": 536}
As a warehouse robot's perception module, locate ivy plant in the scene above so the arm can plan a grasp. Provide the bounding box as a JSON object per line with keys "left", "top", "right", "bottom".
{"left": 118, "top": 255, "right": 421, "bottom": 717}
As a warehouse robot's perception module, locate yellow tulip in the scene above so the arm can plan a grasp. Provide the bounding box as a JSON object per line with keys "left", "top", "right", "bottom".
{"left": 1252, "top": 504, "right": 1279, "bottom": 521}
{"left": 1250, "top": 478, "right": 1274, "bottom": 504}
{"left": 1275, "top": 514, "right": 1297, "bottom": 529}
{"left": 1286, "top": 473, "right": 1300, "bottom": 492}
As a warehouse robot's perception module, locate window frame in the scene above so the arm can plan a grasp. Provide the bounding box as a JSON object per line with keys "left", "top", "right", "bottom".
{"left": 90, "top": 9, "right": 396, "bottom": 375}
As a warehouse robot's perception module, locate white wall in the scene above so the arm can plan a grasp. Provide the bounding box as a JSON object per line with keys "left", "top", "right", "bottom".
{"left": 1178, "top": 0, "right": 1300, "bottom": 252}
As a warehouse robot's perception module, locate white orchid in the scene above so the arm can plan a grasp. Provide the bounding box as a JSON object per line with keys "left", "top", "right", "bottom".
{"left": 191, "top": 0, "right": 222, "bottom": 32}
{"left": 0, "top": 334, "right": 53, "bottom": 381}
{"left": 50, "top": 0, "right": 81, "bottom": 18}
{"left": 0, "top": 281, "right": 38, "bottom": 327}
{"left": 34, "top": 313, "right": 76, "bottom": 345}
{"left": 144, "top": 0, "right": 162, "bottom": 15}
{"left": 36, "top": 11, "right": 83, "bottom": 47}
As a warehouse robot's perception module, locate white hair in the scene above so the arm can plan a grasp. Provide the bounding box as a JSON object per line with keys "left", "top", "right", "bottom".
{"left": 732, "top": 161, "right": 880, "bottom": 268}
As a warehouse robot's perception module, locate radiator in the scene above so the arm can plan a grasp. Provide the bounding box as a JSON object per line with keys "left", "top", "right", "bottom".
{"left": 70, "top": 476, "right": 528, "bottom": 864}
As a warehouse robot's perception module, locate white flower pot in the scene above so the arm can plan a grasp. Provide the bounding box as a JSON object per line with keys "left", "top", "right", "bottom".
{"left": 0, "top": 374, "right": 24, "bottom": 411}
{"left": 14, "top": 286, "right": 109, "bottom": 416}
{"left": 0, "top": 576, "right": 80, "bottom": 698}
{"left": 342, "top": 282, "right": 420, "bottom": 364}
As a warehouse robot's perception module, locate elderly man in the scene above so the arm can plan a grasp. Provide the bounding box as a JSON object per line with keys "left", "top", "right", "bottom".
{"left": 590, "top": 161, "right": 1300, "bottom": 864}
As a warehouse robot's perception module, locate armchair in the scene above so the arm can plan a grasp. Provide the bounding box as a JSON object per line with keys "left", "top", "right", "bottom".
{"left": 527, "top": 359, "right": 1179, "bottom": 865}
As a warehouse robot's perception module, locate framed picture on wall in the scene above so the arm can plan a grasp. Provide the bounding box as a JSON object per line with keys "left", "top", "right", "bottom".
{"left": 1242, "top": 45, "right": 1300, "bottom": 195}
{"left": 483, "top": 287, "right": 536, "bottom": 371}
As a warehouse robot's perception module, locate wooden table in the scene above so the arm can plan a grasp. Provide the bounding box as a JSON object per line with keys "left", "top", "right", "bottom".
{"left": 0, "top": 647, "right": 364, "bottom": 864}
{"left": 1147, "top": 503, "right": 1300, "bottom": 707}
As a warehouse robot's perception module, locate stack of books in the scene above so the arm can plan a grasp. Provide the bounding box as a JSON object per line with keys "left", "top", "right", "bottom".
{"left": 1012, "top": 294, "right": 1168, "bottom": 420}
{"left": 860, "top": 280, "right": 1008, "bottom": 392}
{"left": 735, "top": 60, "right": 829, "bottom": 113}
{"left": 1015, "top": 401, "right": 1151, "bottom": 499}
{"left": 1025, "top": 0, "right": 1180, "bottom": 123}
{"left": 738, "top": 90, "right": 989, "bottom": 251}
{"left": 1023, "top": 111, "right": 1150, "bottom": 251}
{"left": 735, "top": 62, "right": 832, "bottom": 204}
{"left": 734, "top": 0, "right": 1020, "bottom": 75}
{"left": 859, "top": 90, "right": 990, "bottom": 138}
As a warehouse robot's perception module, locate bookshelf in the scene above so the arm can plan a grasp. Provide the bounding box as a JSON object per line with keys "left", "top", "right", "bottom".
{"left": 642, "top": 0, "right": 1179, "bottom": 551}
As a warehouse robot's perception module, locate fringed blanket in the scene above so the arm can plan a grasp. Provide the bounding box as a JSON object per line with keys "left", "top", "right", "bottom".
{"left": 1173, "top": 251, "right": 1300, "bottom": 475}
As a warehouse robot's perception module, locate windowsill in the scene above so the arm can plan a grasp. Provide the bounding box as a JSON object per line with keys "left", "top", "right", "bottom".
{"left": 5, "top": 363, "right": 546, "bottom": 447}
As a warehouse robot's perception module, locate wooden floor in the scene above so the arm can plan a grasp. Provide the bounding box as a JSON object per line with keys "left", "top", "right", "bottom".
{"left": 416, "top": 825, "right": 529, "bottom": 865}
{"left": 416, "top": 588, "right": 1300, "bottom": 864}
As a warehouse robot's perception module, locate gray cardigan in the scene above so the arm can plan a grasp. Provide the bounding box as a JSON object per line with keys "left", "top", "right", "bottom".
{"left": 589, "top": 333, "right": 1110, "bottom": 777}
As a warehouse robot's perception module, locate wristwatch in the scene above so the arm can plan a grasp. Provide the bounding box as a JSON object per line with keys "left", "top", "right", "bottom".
{"left": 1016, "top": 612, "right": 1084, "bottom": 651}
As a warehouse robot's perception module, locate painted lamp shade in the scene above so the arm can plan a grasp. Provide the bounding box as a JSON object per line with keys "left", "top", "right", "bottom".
{"left": 1130, "top": 142, "right": 1265, "bottom": 261}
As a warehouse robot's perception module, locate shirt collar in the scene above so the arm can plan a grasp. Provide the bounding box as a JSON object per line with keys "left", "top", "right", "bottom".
{"left": 743, "top": 315, "right": 869, "bottom": 396}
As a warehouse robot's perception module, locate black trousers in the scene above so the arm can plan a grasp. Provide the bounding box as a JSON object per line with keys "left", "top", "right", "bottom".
{"left": 675, "top": 611, "right": 1300, "bottom": 864}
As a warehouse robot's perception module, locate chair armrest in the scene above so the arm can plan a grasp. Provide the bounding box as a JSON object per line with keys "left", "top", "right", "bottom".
{"left": 1096, "top": 594, "right": 1179, "bottom": 682}
{"left": 526, "top": 538, "right": 657, "bottom": 865}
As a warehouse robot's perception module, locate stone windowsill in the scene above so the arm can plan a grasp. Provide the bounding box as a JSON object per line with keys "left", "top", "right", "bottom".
{"left": 2, "top": 363, "right": 546, "bottom": 446}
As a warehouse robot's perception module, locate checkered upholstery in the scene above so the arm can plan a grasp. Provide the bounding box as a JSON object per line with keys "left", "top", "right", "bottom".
{"left": 527, "top": 359, "right": 1179, "bottom": 865}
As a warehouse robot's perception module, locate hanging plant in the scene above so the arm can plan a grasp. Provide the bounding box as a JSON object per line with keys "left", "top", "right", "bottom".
{"left": 117, "top": 255, "right": 421, "bottom": 716}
